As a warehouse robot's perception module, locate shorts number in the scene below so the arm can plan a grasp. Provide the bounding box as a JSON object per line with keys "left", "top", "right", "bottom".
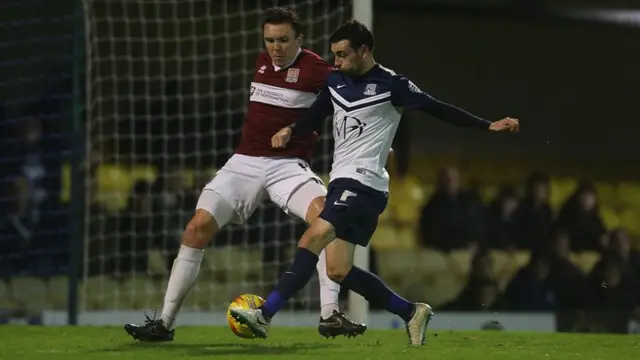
{"left": 340, "top": 190, "right": 357, "bottom": 202}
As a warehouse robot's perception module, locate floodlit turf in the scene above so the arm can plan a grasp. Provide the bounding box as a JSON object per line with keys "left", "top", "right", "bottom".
{"left": 0, "top": 326, "right": 638, "bottom": 360}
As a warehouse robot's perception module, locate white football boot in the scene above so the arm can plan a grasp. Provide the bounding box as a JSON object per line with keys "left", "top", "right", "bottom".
{"left": 230, "top": 307, "right": 271, "bottom": 339}
{"left": 405, "top": 303, "right": 434, "bottom": 346}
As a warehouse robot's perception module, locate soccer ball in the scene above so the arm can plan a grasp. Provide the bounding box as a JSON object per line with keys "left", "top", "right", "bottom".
{"left": 227, "top": 293, "right": 265, "bottom": 339}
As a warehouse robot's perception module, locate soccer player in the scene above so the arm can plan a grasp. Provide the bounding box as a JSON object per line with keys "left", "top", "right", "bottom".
{"left": 230, "top": 20, "right": 519, "bottom": 346}
{"left": 124, "top": 7, "right": 366, "bottom": 341}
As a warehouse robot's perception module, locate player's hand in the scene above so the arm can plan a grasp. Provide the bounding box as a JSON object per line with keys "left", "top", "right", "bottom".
{"left": 271, "top": 126, "right": 292, "bottom": 148}
{"left": 489, "top": 117, "right": 519, "bottom": 132}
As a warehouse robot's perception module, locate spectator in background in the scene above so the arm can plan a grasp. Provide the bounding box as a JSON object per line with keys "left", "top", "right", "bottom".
{"left": 441, "top": 249, "right": 502, "bottom": 311}
{"left": 485, "top": 185, "right": 520, "bottom": 249}
{"left": 513, "top": 172, "right": 553, "bottom": 253}
{"left": 545, "top": 229, "right": 588, "bottom": 331}
{"left": 419, "top": 166, "right": 484, "bottom": 251}
{"left": 584, "top": 258, "right": 639, "bottom": 333}
{"left": 546, "top": 229, "right": 586, "bottom": 301}
{"left": 555, "top": 181, "right": 606, "bottom": 252}
{"left": 602, "top": 228, "right": 640, "bottom": 280}
{"left": 500, "top": 253, "right": 555, "bottom": 311}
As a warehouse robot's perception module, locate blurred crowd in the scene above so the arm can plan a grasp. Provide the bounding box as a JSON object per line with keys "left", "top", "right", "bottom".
{"left": 416, "top": 166, "right": 640, "bottom": 333}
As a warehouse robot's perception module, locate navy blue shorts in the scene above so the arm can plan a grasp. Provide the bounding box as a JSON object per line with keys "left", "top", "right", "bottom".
{"left": 319, "top": 178, "right": 388, "bottom": 246}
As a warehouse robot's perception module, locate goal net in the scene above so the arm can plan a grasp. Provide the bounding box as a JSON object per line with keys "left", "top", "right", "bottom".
{"left": 82, "top": 0, "right": 352, "bottom": 323}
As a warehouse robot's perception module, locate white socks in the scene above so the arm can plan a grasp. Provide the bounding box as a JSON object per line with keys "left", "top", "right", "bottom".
{"left": 161, "top": 245, "right": 204, "bottom": 329}
{"left": 160, "top": 245, "right": 339, "bottom": 328}
{"left": 316, "top": 248, "right": 340, "bottom": 319}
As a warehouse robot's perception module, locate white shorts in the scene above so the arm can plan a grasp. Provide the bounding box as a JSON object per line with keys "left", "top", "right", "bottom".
{"left": 197, "top": 154, "right": 326, "bottom": 227}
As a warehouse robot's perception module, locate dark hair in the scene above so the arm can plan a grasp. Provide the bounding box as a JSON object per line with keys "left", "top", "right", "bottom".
{"left": 262, "top": 7, "right": 303, "bottom": 37}
{"left": 329, "top": 20, "right": 374, "bottom": 52}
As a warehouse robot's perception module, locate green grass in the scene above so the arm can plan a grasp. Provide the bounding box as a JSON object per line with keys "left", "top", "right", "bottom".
{"left": 0, "top": 326, "right": 638, "bottom": 360}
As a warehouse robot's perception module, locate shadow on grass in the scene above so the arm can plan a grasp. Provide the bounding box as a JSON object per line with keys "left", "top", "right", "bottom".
{"left": 91, "top": 341, "right": 332, "bottom": 356}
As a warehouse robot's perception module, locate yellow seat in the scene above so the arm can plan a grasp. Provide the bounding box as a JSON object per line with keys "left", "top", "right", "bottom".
{"left": 448, "top": 249, "right": 473, "bottom": 278}
{"left": 430, "top": 271, "right": 466, "bottom": 306}
{"left": 0, "top": 279, "right": 13, "bottom": 309}
{"left": 48, "top": 276, "right": 69, "bottom": 310}
{"left": 618, "top": 182, "right": 640, "bottom": 208}
{"left": 619, "top": 208, "right": 640, "bottom": 236}
{"left": 96, "top": 165, "right": 133, "bottom": 212}
{"left": 377, "top": 250, "right": 424, "bottom": 290}
{"left": 550, "top": 178, "right": 577, "bottom": 211}
{"left": 148, "top": 249, "right": 168, "bottom": 276}
{"left": 371, "top": 223, "right": 398, "bottom": 250}
{"left": 492, "top": 250, "right": 530, "bottom": 290}
{"left": 599, "top": 206, "right": 620, "bottom": 229}
{"left": 10, "top": 277, "right": 50, "bottom": 313}
{"left": 594, "top": 182, "right": 619, "bottom": 206}
{"left": 570, "top": 252, "right": 601, "bottom": 274}
{"left": 130, "top": 165, "right": 158, "bottom": 184}
{"left": 81, "top": 276, "right": 119, "bottom": 310}
{"left": 201, "top": 246, "right": 262, "bottom": 284}
{"left": 393, "top": 176, "right": 427, "bottom": 223}
{"left": 61, "top": 162, "right": 71, "bottom": 202}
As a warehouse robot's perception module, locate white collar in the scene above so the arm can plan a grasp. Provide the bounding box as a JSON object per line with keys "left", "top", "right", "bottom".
{"left": 273, "top": 47, "right": 302, "bottom": 71}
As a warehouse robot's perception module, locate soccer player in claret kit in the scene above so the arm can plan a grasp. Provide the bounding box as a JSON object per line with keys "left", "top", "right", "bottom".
{"left": 230, "top": 20, "right": 520, "bottom": 346}
{"left": 124, "top": 7, "right": 366, "bottom": 341}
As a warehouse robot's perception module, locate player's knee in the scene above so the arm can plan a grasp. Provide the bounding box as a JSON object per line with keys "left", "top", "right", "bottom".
{"left": 182, "top": 209, "right": 219, "bottom": 249}
{"left": 298, "top": 218, "right": 335, "bottom": 254}
{"left": 326, "top": 263, "right": 352, "bottom": 283}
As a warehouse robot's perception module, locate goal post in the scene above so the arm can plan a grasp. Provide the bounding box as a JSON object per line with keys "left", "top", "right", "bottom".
{"left": 80, "top": 0, "right": 374, "bottom": 326}
{"left": 349, "top": 0, "right": 373, "bottom": 326}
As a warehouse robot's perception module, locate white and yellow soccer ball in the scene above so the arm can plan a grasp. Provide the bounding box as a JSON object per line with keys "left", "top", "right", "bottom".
{"left": 227, "top": 294, "right": 265, "bottom": 339}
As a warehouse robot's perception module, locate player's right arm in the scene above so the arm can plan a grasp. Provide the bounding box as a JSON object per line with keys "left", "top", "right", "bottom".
{"left": 390, "top": 75, "right": 519, "bottom": 132}
{"left": 271, "top": 85, "right": 334, "bottom": 148}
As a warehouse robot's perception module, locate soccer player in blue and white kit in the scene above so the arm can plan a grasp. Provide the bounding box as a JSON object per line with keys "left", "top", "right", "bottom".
{"left": 230, "top": 20, "right": 519, "bottom": 346}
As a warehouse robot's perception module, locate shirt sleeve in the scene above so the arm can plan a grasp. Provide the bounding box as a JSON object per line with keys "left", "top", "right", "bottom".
{"left": 289, "top": 85, "right": 333, "bottom": 134}
{"left": 390, "top": 75, "right": 492, "bottom": 129}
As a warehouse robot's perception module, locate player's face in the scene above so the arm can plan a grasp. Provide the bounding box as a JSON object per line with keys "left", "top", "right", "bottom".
{"left": 331, "top": 39, "right": 366, "bottom": 76}
{"left": 263, "top": 23, "right": 302, "bottom": 67}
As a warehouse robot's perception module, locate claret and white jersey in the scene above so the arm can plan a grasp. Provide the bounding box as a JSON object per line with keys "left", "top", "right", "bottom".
{"left": 198, "top": 48, "right": 334, "bottom": 227}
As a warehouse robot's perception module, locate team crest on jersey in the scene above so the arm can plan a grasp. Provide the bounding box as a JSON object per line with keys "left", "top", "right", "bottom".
{"left": 285, "top": 68, "right": 300, "bottom": 83}
{"left": 363, "top": 83, "right": 377, "bottom": 96}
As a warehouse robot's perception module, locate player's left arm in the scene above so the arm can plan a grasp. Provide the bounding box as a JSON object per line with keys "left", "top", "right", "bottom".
{"left": 390, "top": 76, "right": 519, "bottom": 132}
{"left": 271, "top": 85, "right": 334, "bottom": 148}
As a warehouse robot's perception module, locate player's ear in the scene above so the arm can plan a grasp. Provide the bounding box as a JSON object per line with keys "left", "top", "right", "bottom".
{"left": 358, "top": 45, "right": 368, "bottom": 58}
{"left": 296, "top": 33, "right": 304, "bottom": 46}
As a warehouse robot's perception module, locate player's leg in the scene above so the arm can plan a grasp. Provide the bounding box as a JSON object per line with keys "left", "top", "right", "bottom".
{"left": 285, "top": 179, "right": 366, "bottom": 337}
{"left": 124, "top": 196, "right": 232, "bottom": 341}
{"left": 125, "top": 154, "right": 266, "bottom": 341}
{"left": 230, "top": 177, "right": 360, "bottom": 337}
{"left": 231, "top": 179, "right": 432, "bottom": 344}
{"left": 324, "top": 239, "right": 433, "bottom": 346}
{"left": 230, "top": 214, "right": 337, "bottom": 338}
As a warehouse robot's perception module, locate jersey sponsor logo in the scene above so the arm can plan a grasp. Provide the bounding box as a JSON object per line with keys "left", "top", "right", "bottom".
{"left": 285, "top": 68, "right": 300, "bottom": 83}
{"left": 335, "top": 115, "right": 366, "bottom": 141}
{"left": 363, "top": 83, "right": 377, "bottom": 96}
{"left": 249, "top": 82, "right": 316, "bottom": 108}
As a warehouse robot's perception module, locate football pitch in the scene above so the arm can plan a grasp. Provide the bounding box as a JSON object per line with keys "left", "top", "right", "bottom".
{"left": 1, "top": 326, "right": 637, "bottom": 360}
